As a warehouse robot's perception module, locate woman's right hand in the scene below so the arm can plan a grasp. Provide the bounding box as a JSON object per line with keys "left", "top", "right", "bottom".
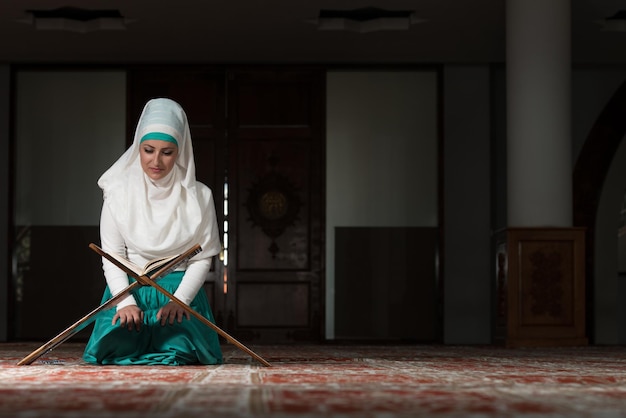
{"left": 112, "top": 305, "right": 144, "bottom": 331}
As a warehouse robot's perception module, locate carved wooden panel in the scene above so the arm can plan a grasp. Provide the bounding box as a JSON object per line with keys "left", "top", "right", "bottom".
{"left": 495, "top": 228, "right": 587, "bottom": 347}
{"left": 518, "top": 240, "right": 575, "bottom": 326}
{"left": 236, "top": 141, "right": 311, "bottom": 270}
{"left": 228, "top": 69, "right": 321, "bottom": 140}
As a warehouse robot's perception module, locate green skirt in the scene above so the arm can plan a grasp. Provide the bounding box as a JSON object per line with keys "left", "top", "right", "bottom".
{"left": 83, "top": 272, "right": 223, "bottom": 365}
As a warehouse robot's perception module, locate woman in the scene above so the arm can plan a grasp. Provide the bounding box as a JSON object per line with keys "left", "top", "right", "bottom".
{"left": 83, "top": 98, "right": 223, "bottom": 365}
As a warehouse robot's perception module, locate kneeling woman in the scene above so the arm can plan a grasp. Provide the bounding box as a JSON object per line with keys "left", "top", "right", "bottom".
{"left": 83, "top": 98, "right": 223, "bottom": 365}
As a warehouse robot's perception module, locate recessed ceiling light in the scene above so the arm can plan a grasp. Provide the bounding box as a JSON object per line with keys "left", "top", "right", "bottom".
{"left": 308, "top": 7, "right": 425, "bottom": 33}
{"left": 17, "top": 6, "right": 133, "bottom": 33}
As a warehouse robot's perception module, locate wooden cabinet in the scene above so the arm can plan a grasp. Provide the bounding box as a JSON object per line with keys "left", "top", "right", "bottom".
{"left": 494, "top": 228, "right": 588, "bottom": 347}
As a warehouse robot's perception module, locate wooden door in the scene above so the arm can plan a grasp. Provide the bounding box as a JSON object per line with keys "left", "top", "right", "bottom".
{"left": 226, "top": 68, "right": 325, "bottom": 343}
{"left": 128, "top": 66, "right": 325, "bottom": 343}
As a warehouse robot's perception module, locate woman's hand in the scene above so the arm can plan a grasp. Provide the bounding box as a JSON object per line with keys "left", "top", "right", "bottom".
{"left": 113, "top": 305, "right": 144, "bottom": 331}
{"left": 156, "top": 302, "right": 191, "bottom": 326}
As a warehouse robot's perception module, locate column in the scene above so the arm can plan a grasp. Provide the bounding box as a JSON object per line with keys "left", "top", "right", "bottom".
{"left": 507, "top": 0, "right": 571, "bottom": 226}
{"left": 495, "top": 0, "right": 587, "bottom": 347}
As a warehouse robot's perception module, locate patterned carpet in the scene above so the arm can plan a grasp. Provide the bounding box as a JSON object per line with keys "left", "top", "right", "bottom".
{"left": 1, "top": 342, "right": 626, "bottom": 417}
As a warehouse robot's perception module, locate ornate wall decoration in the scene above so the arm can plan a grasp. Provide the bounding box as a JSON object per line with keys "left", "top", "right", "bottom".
{"left": 529, "top": 250, "right": 564, "bottom": 317}
{"left": 245, "top": 170, "right": 302, "bottom": 258}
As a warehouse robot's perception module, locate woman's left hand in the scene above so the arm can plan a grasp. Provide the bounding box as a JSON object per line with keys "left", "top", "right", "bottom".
{"left": 156, "top": 301, "right": 191, "bottom": 326}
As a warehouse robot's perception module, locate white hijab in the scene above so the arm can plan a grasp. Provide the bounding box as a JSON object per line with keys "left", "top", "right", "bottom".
{"left": 98, "top": 98, "right": 219, "bottom": 260}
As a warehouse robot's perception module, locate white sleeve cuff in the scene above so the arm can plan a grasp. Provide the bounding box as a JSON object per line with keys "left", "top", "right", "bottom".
{"left": 173, "top": 258, "right": 212, "bottom": 305}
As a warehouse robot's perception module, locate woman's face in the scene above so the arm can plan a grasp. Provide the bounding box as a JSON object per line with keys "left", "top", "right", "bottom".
{"left": 139, "top": 139, "right": 179, "bottom": 180}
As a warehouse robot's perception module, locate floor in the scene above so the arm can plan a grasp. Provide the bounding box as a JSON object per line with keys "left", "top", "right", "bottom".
{"left": 1, "top": 342, "right": 626, "bottom": 417}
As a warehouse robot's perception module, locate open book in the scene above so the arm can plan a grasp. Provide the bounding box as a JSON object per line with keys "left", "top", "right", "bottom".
{"left": 106, "top": 251, "right": 185, "bottom": 276}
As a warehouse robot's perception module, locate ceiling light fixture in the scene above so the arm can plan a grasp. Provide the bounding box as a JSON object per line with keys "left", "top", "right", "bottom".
{"left": 309, "top": 7, "right": 425, "bottom": 33}
{"left": 17, "top": 6, "right": 133, "bottom": 33}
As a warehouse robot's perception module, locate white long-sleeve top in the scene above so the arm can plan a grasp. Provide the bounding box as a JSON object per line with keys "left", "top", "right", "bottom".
{"left": 99, "top": 203, "right": 212, "bottom": 309}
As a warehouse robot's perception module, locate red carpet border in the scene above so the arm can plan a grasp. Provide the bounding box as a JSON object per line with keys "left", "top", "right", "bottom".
{"left": 1, "top": 343, "right": 626, "bottom": 417}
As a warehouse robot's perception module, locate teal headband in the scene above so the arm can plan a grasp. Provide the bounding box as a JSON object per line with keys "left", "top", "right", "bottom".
{"left": 140, "top": 132, "right": 179, "bottom": 146}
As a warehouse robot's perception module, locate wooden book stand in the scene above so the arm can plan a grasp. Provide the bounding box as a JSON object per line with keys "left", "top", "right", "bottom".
{"left": 17, "top": 243, "right": 271, "bottom": 367}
